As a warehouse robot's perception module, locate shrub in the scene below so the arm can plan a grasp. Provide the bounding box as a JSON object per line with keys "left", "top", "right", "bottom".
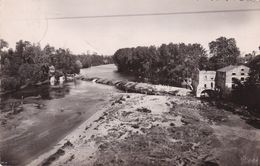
{"left": 1, "top": 76, "right": 21, "bottom": 91}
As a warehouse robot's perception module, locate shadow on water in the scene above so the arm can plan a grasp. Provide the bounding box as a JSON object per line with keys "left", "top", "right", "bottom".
{"left": 0, "top": 84, "right": 71, "bottom": 112}
{"left": 1, "top": 84, "right": 71, "bottom": 101}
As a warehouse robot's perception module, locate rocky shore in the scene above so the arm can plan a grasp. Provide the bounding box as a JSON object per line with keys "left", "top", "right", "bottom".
{"left": 28, "top": 91, "right": 260, "bottom": 166}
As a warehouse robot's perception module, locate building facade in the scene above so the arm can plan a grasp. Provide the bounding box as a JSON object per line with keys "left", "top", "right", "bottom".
{"left": 215, "top": 65, "right": 250, "bottom": 93}
{"left": 192, "top": 69, "right": 216, "bottom": 97}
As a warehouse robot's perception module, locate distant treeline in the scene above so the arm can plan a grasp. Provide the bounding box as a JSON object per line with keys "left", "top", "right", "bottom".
{"left": 77, "top": 54, "right": 113, "bottom": 68}
{"left": 0, "top": 39, "right": 112, "bottom": 91}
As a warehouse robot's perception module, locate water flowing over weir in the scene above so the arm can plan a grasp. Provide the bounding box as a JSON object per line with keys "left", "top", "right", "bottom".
{"left": 0, "top": 64, "right": 125, "bottom": 166}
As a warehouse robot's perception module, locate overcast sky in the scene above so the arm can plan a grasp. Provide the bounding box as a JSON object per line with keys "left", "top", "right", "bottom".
{"left": 0, "top": 0, "right": 260, "bottom": 55}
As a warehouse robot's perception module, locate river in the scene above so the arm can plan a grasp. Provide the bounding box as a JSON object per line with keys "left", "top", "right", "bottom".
{"left": 0, "top": 64, "right": 124, "bottom": 166}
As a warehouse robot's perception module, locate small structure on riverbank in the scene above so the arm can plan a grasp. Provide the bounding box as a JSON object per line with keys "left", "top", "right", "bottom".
{"left": 50, "top": 76, "right": 55, "bottom": 86}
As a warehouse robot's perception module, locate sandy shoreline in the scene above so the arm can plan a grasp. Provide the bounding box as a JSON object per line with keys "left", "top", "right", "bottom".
{"left": 28, "top": 91, "right": 260, "bottom": 166}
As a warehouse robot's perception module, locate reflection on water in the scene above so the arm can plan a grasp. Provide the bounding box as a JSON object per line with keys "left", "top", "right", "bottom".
{"left": 0, "top": 64, "right": 129, "bottom": 166}
{"left": 1, "top": 84, "right": 70, "bottom": 101}
{"left": 0, "top": 84, "right": 71, "bottom": 114}
{"left": 0, "top": 80, "right": 119, "bottom": 165}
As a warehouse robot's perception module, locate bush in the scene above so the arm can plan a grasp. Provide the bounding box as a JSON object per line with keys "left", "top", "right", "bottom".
{"left": 1, "top": 76, "right": 21, "bottom": 91}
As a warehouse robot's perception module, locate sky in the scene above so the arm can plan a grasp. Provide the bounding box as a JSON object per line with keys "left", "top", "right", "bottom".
{"left": 0, "top": 0, "right": 260, "bottom": 55}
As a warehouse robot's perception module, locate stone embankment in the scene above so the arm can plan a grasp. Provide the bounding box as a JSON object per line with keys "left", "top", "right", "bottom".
{"left": 77, "top": 75, "right": 191, "bottom": 96}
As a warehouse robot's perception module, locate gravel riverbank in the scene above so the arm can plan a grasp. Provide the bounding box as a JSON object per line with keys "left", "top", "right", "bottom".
{"left": 29, "top": 92, "right": 260, "bottom": 166}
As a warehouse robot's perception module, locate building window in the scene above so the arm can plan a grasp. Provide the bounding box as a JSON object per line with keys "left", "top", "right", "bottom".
{"left": 204, "top": 84, "right": 207, "bottom": 88}
{"left": 211, "top": 77, "right": 214, "bottom": 80}
{"left": 241, "top": 69, "right": 244, "bottom": 71}
{"left": 205, "top": 76, "right": 207, "bottom": 80}
{"left": 211, "top": 82, "right": 213, "bottom": 88}
{"left": 241, "top": 73, "right": 245, "bottom": 75}
{"left": 232, "top": 73, "right": 236, "bottom": 75}
{"left": 241, "top": 77, "right": 244, "bottom": 81}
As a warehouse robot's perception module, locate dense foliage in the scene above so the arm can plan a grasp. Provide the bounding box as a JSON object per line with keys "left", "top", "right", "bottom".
{"left": 0, "top": 40, "right": 81, "bottom": 91}
{"left": 113, "top": 43, "right": 207, "bottom": 86}
{"left": 232, "top": 55, "right": 260, "bottom": 112}
{"left": 207, "top": 37, "right": 240, "bottom": 70}
{"left": 77, "top": 54, "right": 113, "bottom": 68}
{"left": 0, "top": 39, "right": 112, "bottom": 91}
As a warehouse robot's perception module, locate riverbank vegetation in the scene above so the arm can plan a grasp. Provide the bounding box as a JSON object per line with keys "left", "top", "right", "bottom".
{"left": 77, "top": 54, "right": 113, "bottom": 68}
{"left": 0, "top": 39, "right": 112, "bottom": 92}
{"left": 113, "top": 37, "right": 242, "bottom": 86}
{"left": 113, "top": 43, "right": 207, "bottom": 86}
{"left": 232, "top": 55, "right": 260, "bottom": 112}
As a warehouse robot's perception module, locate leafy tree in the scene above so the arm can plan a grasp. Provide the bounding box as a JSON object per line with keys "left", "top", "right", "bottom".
{"left": 232, "top": 55, "right": 260, "bottom": 112}
{"left": 0, "top": 39, "right": 86, "bottom": 91}
{"left": 208, "top": 37, "right": 240, "bottom": 70}
{"left": 0, "top": 39, "right": 8, "bottom": 51}
{"left": 77, "top": 54, "right": 113, "bottom": 68}
{"left": 113, "top": 42, "right": 206, "bottom": 86}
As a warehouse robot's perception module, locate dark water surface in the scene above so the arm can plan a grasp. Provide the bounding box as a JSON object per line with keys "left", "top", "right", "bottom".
{"left": 0, "top": 64, "right": 123, "bottom": 166}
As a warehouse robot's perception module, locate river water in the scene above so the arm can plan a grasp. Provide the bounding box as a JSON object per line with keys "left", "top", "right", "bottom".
{"left": 0, "top": 64, "right": 123, "bottom": 166}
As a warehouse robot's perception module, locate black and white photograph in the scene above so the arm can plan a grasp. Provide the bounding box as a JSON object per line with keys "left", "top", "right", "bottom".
{"left": 0, "top": 0, "right": 260, "bottom": 165}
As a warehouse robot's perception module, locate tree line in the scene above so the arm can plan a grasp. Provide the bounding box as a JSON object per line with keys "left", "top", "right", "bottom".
{"left": 0, "top": 39, "right": 112, "bottom": 91}
{"left": 113, "top": 37, "right": 242, "bottom": 86}
{"left": 77, "top": 54, "right": 113, "bottom": 68}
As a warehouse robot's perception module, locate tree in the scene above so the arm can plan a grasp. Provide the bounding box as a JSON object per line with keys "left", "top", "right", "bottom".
{"left": 0, "top": 39, "right": 8, "bottom": 51}
{"left": 113, "top": 42, "right": 207, "bottom": 86}
{"left": 208, "top": 37, "right": 240, "bottom": 70}
{"left": 232, "top": 55, "right": 260, "bottom": 112}
{"left": 1, "top": 38, "right": 84, "bottom": 91}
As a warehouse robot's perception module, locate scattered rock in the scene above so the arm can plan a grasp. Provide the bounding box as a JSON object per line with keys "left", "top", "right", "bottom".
{"left": 61, "top": 140, "right": 73, "bottom": 149}
{"left": 136, "top": 107, "right": 151, "bottom": 113}
{"left": 170, "top": 123, "right": 175, "bottom": 127}
{"left": 121, "top": 111, "right": 133, "bottom": 117}
{"left": 42, "top": 148, "right": 65, "bottom": 166}
{"left": 94, "top": 116, "right": 105, "bottom": 122}
{"left": 98, "top": 143, "right": 108, "bottom": 150}
{"left": 85, "top": 125, "right": 91, "bottom": 130}
{"left": 68, "top": 155, "right": 75, "bottom": 162}
{"left": 131, "top": 124, "right": 139, "bottom": 129}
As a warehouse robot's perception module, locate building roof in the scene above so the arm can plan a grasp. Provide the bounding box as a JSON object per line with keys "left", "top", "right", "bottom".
{"left": 217, "top": 65, "right": 248, "bottom": 72}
